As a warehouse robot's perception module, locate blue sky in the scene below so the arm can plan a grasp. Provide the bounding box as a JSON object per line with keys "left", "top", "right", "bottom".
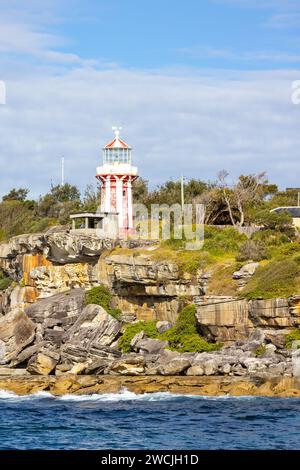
{"left": 60, "top": 0, "right": 300, "bottom": 69}
{"left": 0, "top": 0, "right": 300, "bottom": 197}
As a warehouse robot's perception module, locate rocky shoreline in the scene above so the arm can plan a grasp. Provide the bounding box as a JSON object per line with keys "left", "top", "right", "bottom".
{"left": 1, "top": 230, "right": 300, "bottom": 398}
{"left": 1, "top": 373, "right": 300, "bottom": 397}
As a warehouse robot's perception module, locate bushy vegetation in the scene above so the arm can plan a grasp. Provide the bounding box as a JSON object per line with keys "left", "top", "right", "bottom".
{"left": 0, "top": 183, "right": 100, "bottom": 240}
{"left": 203, "top": 226, "right": 247, "bottom": 257}
{"left": 285, "top": 329, "right": 300, "bottom": 349}
{"left": 237, "top": 240, "right": 267, "bottom": 262}
{"left": 85, "top": 285, "right": 122, "bottom": 320}
{"left": 242, "top": 259, "right": 300, "bottom": 299}
{"left": 160, "top": 305, "right": 221, "bottom": 353}
{"left": 0, "top": 269, "right": 12, "bottom": 291}
{"left": 118, "top": 321, "right": 159, "bottom": 353}
{"left": 1, "top": 173, "right": 300, "bottom": 300}
{"left": 119, "top": 305, "right": 221, "bottom": 353}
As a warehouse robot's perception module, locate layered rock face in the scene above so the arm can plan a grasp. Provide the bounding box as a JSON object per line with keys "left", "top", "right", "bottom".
{"left": 196, "top": 296, "right": 300, "bottom": 343}
{"left": 0, "top": 232, "right": 200, "bottom": 322}
{"left": 1, "top": 229, "right": 300, "bottom": 393}
{"left": 101, "top": 254, "right": 200, "bottom": 323}
{"left": 0, "top": 283, "right": 298, "bottom": 383}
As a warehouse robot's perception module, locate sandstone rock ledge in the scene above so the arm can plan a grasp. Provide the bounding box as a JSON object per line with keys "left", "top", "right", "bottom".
{"left": 0, "top": 374, "right": 300, "bottom": 397}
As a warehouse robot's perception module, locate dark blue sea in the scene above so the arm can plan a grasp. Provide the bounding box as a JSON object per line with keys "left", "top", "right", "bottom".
{"left": 0, "top": 389, "right": 300, "bottom": 450}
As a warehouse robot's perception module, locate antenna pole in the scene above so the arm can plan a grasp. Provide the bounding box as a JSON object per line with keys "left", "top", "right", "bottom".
{"left": 61, "top": 157, "right": 65, "bottom": 186}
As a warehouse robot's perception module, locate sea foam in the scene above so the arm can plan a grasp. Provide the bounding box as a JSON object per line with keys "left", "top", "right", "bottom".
{"left": 0, "top": 387, "right": 259, "bottom": 402}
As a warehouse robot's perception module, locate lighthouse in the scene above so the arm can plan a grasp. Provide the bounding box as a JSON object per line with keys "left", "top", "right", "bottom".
{"left": 96, "top": 128, "right": 138, "bottom": 237}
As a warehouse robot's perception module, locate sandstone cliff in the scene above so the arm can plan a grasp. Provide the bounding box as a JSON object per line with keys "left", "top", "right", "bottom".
{"left": 0, "top": 229, "right": 300, "bottom": 396}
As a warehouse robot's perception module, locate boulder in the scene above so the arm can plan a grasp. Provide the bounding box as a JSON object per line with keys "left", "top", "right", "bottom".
{"left": 25, "top": 289, "right": 85, "bottom": 334}
{"left": 233, "top": 262, "right": 259, "bottom": 289}
{"left": 233, "top": 262, "right": 259, "bottom": 279}
{"left": 27, "top": 353, "right": 57, "bottom": 375}
{"left": 0, "top": 310, "right": 35, "bottom": 364}
{"left": 110, "top": 355, "right": 145, "bottom": 376}
{"left": 63, "top": 304, "right": 121, "bottom": 349}
{"left": 131, "top": 334, "right": 168, "bottom": 355}
{"left": 222, "top": 363, "right": 231, "bottom": 374}
{"left": 186, "top": 365, "right": 204, "bottom": 376}
{"left": 249, "top": 329, "right": 266, "bottom": 343}
{"left": 69, "top": 363, "right": 88, "bottom": 375}
{"left": 46, "top": 232, "right": 117, "bottom": 264}
{"left": 157, "top": 358, "right": 191, "bottom": 375}
{"left": 130, "top": 331, "right": 145, "bottom": 351}
{"left": 243, "top": 358, "right": 267, "bottom": 374}
{"left": 204, "top": 359, "right": 218, "bottom": 376}
{"left": 156, "top": 321, "right": 172, "bottom": 334}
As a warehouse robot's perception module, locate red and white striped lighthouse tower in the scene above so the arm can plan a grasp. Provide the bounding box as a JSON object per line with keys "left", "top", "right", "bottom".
{"left": 96, "top": 127, "right": 138, "bottom": 237}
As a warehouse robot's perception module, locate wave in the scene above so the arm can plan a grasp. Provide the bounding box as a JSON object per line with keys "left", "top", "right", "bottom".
{"left": 0, "top": 388, "right": 262, "bottom": 402}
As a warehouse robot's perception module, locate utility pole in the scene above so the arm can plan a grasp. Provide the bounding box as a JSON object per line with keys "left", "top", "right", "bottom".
{"left": 61, "top": 157, "right": 65, "bottom": 186}
{"left": 181, "top": 175, "right": 185, "bottom": 211}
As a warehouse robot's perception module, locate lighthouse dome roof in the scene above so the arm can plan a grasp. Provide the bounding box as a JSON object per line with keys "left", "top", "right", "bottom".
{"left": 104, "top": 128, "right": 131, "bottom": 149}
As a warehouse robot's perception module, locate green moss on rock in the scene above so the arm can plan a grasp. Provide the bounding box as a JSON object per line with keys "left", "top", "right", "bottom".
{"left": 85, "top": 285, "right": 121, "bottom": 320}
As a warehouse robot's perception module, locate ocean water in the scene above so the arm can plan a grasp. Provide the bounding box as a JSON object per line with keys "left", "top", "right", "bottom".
{"left": 0, "top": 389, "right": 300, "bottom": 450}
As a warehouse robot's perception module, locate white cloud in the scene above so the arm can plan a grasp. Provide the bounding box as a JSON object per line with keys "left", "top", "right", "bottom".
{"left": 0, "top": 0, "right": 299, "bottom": 200}
{"left": 0, "top": 66, "right": 300, "bottom": 199}
{"left": 179, "top": 45, "right": 300, "bottom": 63}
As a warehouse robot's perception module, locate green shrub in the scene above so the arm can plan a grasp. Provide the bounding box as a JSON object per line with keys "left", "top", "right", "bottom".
{"left": 203, "top": 226, "right": 247, "bottom": 257}
{"left": 0, "top": 269, "right": 12, "bottom": 291}
{"left": 0, "top": 277, "right": 11, "bottom": 291}
{"left": 242, "top": 259, "right": 300, "bottom": 299}
{"left": 285, "top": 329, "right": 300, "bottom": 349}
{"left": 118, "top": 321, "right": 159, "bottom": 353}
{"left": 119, "top": 305, "right": 221, "bottom": 354}
{"left": 160, "top": 305, "right": 221, "bottom": 353}
{"left": 255, "top": 345, "right": 266, "bottom": 357}
{"left": 85, "top": 285, "right": 122, "bottom": 320}
{"left": 236, "top": 240, "right": 267, "bottom": 262}
{"left": 252, "top": 229, "right": 291, "bottom": 248}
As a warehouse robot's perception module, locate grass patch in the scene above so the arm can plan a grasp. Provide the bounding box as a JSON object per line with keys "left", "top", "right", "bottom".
{"left": 255, "top": 345, "right": 266, "bottom": 357}
{"left": 118, "top": 321, "right": 159, "bottom": 353}
{"left": 203, "top": 226, "right": 247, "bottom": 257}
{"left": 118, "top": 305, "right": 221, "bottom": 354}
{"left": 206, "top": 264, "right": 237, "bottom": 296}
{"left": 85, "top": 285, "right": 122, "bottom": 320}
{"left": 285, "top": 329, "right": 300, "bottom": 349}
{"left": 241, "top": 259, "right": 300, "bottom": 299}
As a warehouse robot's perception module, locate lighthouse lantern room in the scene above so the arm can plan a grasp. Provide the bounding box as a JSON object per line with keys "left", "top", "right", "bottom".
{"left": 96, "top": 128, "right": 138, "bottom": 237}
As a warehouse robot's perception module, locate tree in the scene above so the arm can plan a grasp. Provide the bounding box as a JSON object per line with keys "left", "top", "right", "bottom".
{"left": 132, "top": 178, "right": 149, "bottom": 204}
{"left": 217, "top": 171, "right": 267, "bottom": 227}
{"left": 37, "top": 183, "right": 81, "bottom": 220}
{"left": 81, "top": 184, "right": 101, "bottom": 212}
{"left": 198, "top": 187, "right": 229, "bottom": 224}
{"left": 255, "top": 209, "right": 293, "bottom": 232}
{"left": 2, "top": 188, "right": 29, "bottom": 202}
{"left": 50, "top": 183, "right": 80, "bottom": 203}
